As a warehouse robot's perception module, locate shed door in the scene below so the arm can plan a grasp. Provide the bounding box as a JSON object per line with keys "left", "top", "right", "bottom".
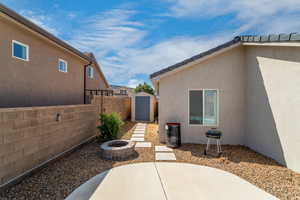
{"left": 135, "top": 96, "right": 150, "bottom": 121}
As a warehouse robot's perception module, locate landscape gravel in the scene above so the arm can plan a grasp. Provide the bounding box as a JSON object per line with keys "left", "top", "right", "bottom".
{"left": 0, "top": 122, "right": 299, "bottom": 200}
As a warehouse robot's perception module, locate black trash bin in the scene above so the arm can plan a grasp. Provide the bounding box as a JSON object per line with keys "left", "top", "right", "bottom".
{"left": 165, "top": 123, "right": 181, "bottom": 148}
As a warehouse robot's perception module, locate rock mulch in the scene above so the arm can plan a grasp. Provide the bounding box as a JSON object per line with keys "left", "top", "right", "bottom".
{"left": 0, "top": 122, "right": 299, "bottom": 200}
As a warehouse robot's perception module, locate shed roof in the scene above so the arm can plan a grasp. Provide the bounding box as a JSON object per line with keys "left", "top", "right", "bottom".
{"left": 133, "top": 92, "right": 154, "bottom": 97}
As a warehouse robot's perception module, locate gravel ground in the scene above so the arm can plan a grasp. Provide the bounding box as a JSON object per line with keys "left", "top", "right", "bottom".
{"left": 0, "top": 122, "right": 299, "bottom": 200}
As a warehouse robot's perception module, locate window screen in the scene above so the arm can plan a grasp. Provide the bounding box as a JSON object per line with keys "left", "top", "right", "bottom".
{"left": 189, "top": 89, "right": 218, "bottom": 125}
{"left": 204, "top": 90, "right": 218, "bottom": 125}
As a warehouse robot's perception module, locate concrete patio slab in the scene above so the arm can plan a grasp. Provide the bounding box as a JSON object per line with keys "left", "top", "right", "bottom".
{"left": 155, "top": 163, "right": 278, "bottom": 200}
{"left": 90, "top": 163, "right": 166, "bottom": 200}
{"left": 155, "top": 146, "right": 173, "bottom": 152}
{"left": 65, "top": 172, "right": 109, "bottom": 200}
{"left": 132, "top": 134, "right": 145, "bottom": 138}
{"left": 155, "top": 153, "right": 176, "bottom": 161}
{"left": 135, "top": 142, "right": 152, "bottom": 148}
{"left": 131, "top": 137, "right": 145, "bottom": 142}
{"left": 66, "top": 162, "right": 278, "bottom": 200}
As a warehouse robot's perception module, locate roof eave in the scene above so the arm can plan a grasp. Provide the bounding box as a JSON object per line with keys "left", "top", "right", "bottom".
{"left": 150, "top": 39, "right": 242, "bottom": 80}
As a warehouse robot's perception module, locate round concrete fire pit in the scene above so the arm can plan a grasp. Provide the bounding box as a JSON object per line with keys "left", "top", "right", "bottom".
{"left": 100, "top": 140, "right": 135, "bottom": 161}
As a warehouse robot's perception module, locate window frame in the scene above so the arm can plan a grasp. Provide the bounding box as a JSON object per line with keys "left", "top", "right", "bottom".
{"left": 58, "top": 58, "right": 68, "bottom": 73}
{"left": 12, "top": 40, "right": 29, "bottom": 61}
{"left": 87, "top": 66, "right": 94, "bottom": 79}
{"left": 188, "top": 89, "right": 219, "bottom": 127}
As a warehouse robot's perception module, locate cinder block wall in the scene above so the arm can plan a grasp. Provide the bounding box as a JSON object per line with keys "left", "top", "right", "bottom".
{"left": 0, "top": 104, "right": 97, "bottom": 186}
{"left": 91, "top": 96, "right": 131, "bottom": 120}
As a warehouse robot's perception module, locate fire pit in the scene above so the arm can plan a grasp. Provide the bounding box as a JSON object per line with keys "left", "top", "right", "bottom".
{"left": 100, "top": 140, "right": 135, "bottom": 160}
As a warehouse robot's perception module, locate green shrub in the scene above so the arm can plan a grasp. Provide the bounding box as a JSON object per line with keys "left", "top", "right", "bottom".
{"left": 97, "top": 112, "right": 124, "bottom": 141}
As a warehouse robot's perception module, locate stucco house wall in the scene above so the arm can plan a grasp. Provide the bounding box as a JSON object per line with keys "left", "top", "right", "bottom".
{"left": 0, "top": 13, "right": 107, "bottom": 108}
{"left": 245, "top": 45, "right": 300, "bottom": 172}
{"left": 155, "top": 42, "right": 300, "bottom": 173}
{"left": 158, "top": 46, "right": 246, "bottom": 144}
{"left": 85, "top": 62, "right": 108, "bottom": 90}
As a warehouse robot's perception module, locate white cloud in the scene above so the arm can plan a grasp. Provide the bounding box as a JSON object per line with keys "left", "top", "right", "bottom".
{"left": 20, "top": 10, "right": 60, "bottom": 36}
{"left": 68, "top": 7, "right": 233, "bottom": 86}
{"left": 69, "top": 9, "right": 146, "bottom": 53}
{"left": 122, "top": 34, "right": 231, "bottom": 76}
{"left": 163, "top": 0, "right": 300, "bottom": 34}
{"left": 127, "top": 79, "right": 144, "bottom": 88}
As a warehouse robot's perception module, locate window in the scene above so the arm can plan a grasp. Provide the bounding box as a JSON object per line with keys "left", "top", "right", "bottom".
{"left": 189, "top": 89, "right": 218, "bottom": 126}
{"left": 87, "top": 66, "right": 94, "bottom": 79}
{"left": 58, "top": 59, "right": 67, "bottom": 72}
{"left": 12, "top": 40, "right": 29, "bottom": 61}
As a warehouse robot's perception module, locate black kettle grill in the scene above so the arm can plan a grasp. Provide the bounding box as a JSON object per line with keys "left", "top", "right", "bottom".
{"left": 204, "top": 128, "right": 222, "bottom": 156}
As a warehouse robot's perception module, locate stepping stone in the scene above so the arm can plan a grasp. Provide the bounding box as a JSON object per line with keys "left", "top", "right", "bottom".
{"left": 135, "top": 142, "right": 152, "bottom": 148}
{"left": 155, "top": 146, "right": 173, "bottom": 152}
{"left": 137, "top": 123, "right": 146, "bottom": 126}
{"left": 136, "top": 125, "right": 146, "bottom": 128}
{"left": 155, "top": 153, "right": 176, "bottom": 161}
{"left": 132, "top": 134, "right": 144, "bottom": 138}
{"left": 136, "top": 124, "right": 146, "bottom": 127}
{"left": 133, "top": 130, "right": 145, "bottom": 134}
{"left": 131, "top": 137, "right": 144, "bottom": 142}
{"left": 136, "top": 125, "right": 146, "bottom": 127}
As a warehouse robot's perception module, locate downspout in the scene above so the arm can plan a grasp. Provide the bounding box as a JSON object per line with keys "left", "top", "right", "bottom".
{"left": 84, "top": 62, "right": 92, "bottom": 104}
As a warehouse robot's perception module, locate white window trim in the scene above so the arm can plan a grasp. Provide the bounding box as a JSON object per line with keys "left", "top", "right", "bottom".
{"left": 12, "top": 40, "right": 29, "bottom": 61}
{"left": 58, "top": 58, "right": 68, "bottom": 73}
{"left": 188, "top": 88, "right": 219, "bottom": 127}
{"left": 87, "top": 66, "right": 94, "bottom": 79}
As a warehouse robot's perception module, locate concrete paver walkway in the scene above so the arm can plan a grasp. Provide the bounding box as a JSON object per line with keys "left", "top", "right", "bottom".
{"left": 130, "top": 123, "right": 152, "bottom": 148}
{"left": 66, "top": 162, "right": 278, "bottom": 200}
{"left": 131, "top": 137, "right": 144, "bottom": 141}
{"left": 155, "top": 145, "right": 177, "bottom": 161}
{"left": 135, "top": 142, "right": 152, "bottom": 148}
{"left": 155, "top": 146, "right": 173, "bottom": 152}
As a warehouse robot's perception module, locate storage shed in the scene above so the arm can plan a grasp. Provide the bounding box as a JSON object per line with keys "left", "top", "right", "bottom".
{"left": 131, "top": 92, "right": 155, "bottom": 122}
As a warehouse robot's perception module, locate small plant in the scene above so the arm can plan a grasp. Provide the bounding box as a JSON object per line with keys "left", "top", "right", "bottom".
{"left": 97, "top": 112, "right": 124, "bottom": 141}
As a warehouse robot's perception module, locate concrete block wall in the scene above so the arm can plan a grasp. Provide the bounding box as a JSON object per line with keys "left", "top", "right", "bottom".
{"left": 0, "top": 104, "right": 97, "bottom": 186}
{"left": 91, "top": 96, "right": 131, "bottom": 120}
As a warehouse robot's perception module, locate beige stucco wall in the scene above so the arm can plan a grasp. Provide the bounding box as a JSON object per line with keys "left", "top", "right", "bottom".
{"left": 245, "top": 46, "right": 300, "bottom": 173}
{"left": 158, "top": 46, "right": 246, "bottom": 144}
{"left": 0, "top": 15, "right": 106, "bottom": 108}
{"left": 85, "top": 63, "right": 108, "bottom": 90}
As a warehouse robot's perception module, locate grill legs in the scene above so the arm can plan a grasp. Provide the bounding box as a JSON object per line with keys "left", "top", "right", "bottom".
{"left": 204, "top": 138, "right": 222, "bottom": 157}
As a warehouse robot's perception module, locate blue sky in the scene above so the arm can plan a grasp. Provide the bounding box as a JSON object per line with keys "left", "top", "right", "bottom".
{"left": 1, "top": 0, "right": 300, "bottom": 87}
